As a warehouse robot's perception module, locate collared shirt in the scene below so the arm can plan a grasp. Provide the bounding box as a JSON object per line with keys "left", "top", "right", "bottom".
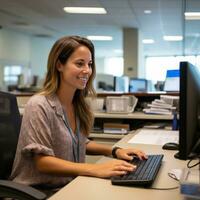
{"left": 10, "top": 94, "right": 88, "bottom": 187}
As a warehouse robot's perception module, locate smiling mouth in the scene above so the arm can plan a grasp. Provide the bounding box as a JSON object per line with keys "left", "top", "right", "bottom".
{"left": 78, "top": 77, "right": 88, "bottom": 81}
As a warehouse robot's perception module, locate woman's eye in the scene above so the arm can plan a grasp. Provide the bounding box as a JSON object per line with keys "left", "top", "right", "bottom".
{"left": 88, "top": 63, "right": 92, "bottom": 68}
{"left": 76, "top": 62, "right": 83, "bottom": 67}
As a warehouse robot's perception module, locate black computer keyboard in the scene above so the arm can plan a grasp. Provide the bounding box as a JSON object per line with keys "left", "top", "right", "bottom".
{"left": 111, "top": 154, "right": 164, "bottom": 186}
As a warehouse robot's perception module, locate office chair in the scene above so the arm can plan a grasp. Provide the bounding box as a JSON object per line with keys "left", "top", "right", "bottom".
{"left": 0, "top": 91, "right": 46, "bottom": 200}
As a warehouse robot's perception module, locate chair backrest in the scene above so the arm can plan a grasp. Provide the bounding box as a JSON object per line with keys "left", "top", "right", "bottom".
{"left": 0, "top": 91, "right": 21, "bottom": 179}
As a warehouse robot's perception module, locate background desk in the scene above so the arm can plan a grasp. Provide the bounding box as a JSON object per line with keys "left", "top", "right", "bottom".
{"left": 91, "top": 111, "right": 173, "bottom": 144}
{"left": 48, "top": 130, "right": 187, "bottom": 200}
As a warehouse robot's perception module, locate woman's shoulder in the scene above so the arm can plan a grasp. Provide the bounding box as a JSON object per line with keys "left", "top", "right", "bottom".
{"left": 25, "top": 94, "right": 53, "bottom": 112}
{"left": 27, "top": 94, "right": 47, "bottom": 106}
{"left": 26, "top": 93, "right": 59, "bottom": 110}
{"left": 24, "top": 93, "right": 61, "bottom": 115}
{"left": 21, "top": 95, "right": 47, "bottom": 118}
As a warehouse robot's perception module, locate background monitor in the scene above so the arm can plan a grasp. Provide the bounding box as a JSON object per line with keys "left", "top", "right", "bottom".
{"left": 175, "top": 62, "right": 200, "bottom": 160}
{"left": 94, "top": 74, "right": 114, "bottom": 92}
{"left": 114, "top": 76, "right": 129, "bottom": 93}
{"left": 163, "top": 69, "right": 180, "bottom": 92}
{"left": 129, "top": 78, "right": 147, "bottom": 92}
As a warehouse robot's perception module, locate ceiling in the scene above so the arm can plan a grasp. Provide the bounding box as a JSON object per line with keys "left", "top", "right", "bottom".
{"left": 0, "top": 0, "right": 200, "bottom": 58}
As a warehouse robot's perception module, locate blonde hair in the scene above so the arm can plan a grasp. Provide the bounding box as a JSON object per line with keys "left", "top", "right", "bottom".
{"left": 39, "top": 36, "right": 96, "bottom": 135}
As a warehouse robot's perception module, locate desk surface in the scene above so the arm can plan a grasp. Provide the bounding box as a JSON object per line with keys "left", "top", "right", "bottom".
{"left": 48, "top": 130, "right": 187, "bottom": 200}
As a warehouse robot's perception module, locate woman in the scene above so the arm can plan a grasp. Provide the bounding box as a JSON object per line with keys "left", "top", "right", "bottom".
{"left": 11, "top": 36, "right": 146, "bottom": 192}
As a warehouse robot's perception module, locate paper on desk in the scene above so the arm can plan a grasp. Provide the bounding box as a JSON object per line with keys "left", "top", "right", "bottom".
{"left": 128, "top": 129, "right": 179, "bottom": 145}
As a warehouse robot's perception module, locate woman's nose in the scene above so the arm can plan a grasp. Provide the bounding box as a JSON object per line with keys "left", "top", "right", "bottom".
{"left": 82, "top": 65, "right": 91, "bottom": 73}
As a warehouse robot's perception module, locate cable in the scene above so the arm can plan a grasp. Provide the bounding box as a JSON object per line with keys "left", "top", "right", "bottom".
{"left": 149, "top": 186, "right": 179, "bottom": 190}
{"left": 164, "top": 156, "right": 200, "bottom": 192}
{"left": 187, "top": 157, "right": 200, "bottom": 168}
{"left": 146, "top": 172, "right": 180, "bottom": 190}
{"left": 187, "top": 157, "right": 200, "bottom": 185}
{"left": 168, "top": 172, "right": 180, "bottom": 181}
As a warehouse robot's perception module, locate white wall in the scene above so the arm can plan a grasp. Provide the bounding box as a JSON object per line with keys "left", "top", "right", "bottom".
{"left": 0, "top": 29, "right": 31, "bottom": 89}
{"left": 0, "top": 29, "right": 30, "bottom": 63}
{"left": 95, "top": 57, "right": 105, "bottom": 74}
{"left": 0, "top": 29, "right": 113, "bottom": 90}
{"left": 30, "top": 37, "right": 54, "bottom": 78}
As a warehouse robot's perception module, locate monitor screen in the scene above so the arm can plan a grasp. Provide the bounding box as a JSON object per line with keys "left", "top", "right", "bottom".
{"left": 129, "top": 78, "right": 147, "bottom": 92}
{"left": 163, "top": 69, "right": 180, "bottom": 92}
{"left": 175, "top": 62, "right": 200, "bottom": 160}
{"left": 94, "top": 74, "right": 114, "bottom": 91}
{"left": 114, "top": 76, "right": 129, "bottom": 93}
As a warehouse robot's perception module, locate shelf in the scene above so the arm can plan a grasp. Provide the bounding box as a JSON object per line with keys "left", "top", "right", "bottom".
{"left": 96, "top": 91, "right": 179, "bottom": 97}
{"left": 89, "top": 133, "right": 125, "bottom": 140}
{"left": 19, "top": 107, "right": 24, "bottom": 115}
{"left": 94, "top": 111, "right": 173, "bottom": 120}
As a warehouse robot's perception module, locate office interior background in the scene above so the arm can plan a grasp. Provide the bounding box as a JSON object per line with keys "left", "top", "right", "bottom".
{"left": 0, "top": 0, "right": 200, "bottom": 92}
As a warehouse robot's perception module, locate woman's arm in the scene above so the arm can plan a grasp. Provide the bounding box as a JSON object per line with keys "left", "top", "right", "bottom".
{"left": 34, "top": 154, "right": 135, "bottom": 178}
{"left": 86, "top": 141, "right": 148, "bottom": 160}
{"left": 86, "top": 140, "right": 112, "bottom": 156}
{"left": 34, "top": 142, "right": 147, "bottom": 178}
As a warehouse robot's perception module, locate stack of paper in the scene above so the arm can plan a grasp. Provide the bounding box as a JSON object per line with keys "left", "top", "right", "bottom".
{"left": 143, "top": 96, "right": 179, "bottom": 115}
{"left": 103, "top": 123, "right": 129, "bottom": 134}
{"left": 128, "top": 129, "right": 179, "bottom": 145}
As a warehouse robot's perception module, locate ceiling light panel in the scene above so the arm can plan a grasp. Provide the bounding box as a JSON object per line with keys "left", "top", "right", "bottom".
{"left": 163, "top": 36, "right": 183, "bottom": 41}
{"left": 87, "top": 36, "right": 113, "bottom": 41}
{"left": 185, "top": 12, "right": 200, "bottom": 20}
{"left": 142, "top": 39, "right": 155, "bottom": 44}
{"left": 63, "top": 7, "right": 107, "bottom": 14}
{"left": 144, "top": 10, "right": 152, "bottom": 14}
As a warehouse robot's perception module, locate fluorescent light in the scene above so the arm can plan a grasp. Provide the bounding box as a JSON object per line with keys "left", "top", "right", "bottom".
{"left": 185, "top": 12, "right": 200, "bottom": 20}
{"left": 144, "top": 10, "right": 152, "bottom": 14}
{"left": 142, "top": 39, "right": 154, "bottom": 44}
{"left": 63, "top": 7, "right": 107, "bottom": 14}
{"left": 87, "top": 36, "right": 113, "bottom": 41}
{"left": 163, "top": 36, "right": 183, "bottom": 41}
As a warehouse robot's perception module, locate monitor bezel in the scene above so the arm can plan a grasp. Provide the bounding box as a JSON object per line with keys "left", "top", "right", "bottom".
{"left": 175, "top": 61, "right": 200, "bottom": 160}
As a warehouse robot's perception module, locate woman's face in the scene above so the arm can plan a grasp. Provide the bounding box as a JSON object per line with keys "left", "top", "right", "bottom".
{"left": 58, "top": 45, "right": 93, "bottom": 91}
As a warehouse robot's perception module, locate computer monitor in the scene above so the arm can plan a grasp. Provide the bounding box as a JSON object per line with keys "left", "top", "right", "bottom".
{"left": 114, "top": 76, "right": 129, "bottom": 93}
{"left": 175, "top": 62, "right": 200, "bottom": 160}
{"left": 94, "top": 74, "right": 114, "bottom": 92}
{"left": 163, "top": 69, "right": 180, "bottom": 92}
{"left": 129, "top": 78, "right": 147, "bottom": 92}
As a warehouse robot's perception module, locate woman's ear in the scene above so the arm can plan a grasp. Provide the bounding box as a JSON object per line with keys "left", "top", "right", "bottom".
{"left": 56, "top": 61, "right": 63, "bottom": 72}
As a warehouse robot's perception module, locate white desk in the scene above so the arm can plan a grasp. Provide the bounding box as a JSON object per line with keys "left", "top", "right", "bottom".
{"left": 48, "top": 130, "right": 188, "bottom": 200}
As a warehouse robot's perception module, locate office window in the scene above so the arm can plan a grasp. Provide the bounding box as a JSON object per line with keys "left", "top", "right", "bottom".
{"left": 104, "top": 57, "right": 123, "bottom": 76}
{"left": 196, "top": 56, "right": 200, "bottom": 68}
{"left": 145, "top": 57, "right": 177, "bottom": 83}
{"left": 175, "top": 56, "right": 196, "bottom": 66}
{"left": 4, "top": 65, "right": 22, "bottom": 84}
{"left": 145, "top": 56, "right": 197, "bottom": 84}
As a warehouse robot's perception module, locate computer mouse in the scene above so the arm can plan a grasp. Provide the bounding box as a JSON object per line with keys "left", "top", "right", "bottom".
{"left": 162, "top": 142, "right": 179, "bottom": 150}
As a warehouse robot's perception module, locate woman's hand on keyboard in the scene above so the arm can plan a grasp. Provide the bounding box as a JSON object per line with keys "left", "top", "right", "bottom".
{"left": 88, "top": 159, "right": 136, "bottom": 178}
{"left": 115, "top": 148, "right": 148, "bottom": 161}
